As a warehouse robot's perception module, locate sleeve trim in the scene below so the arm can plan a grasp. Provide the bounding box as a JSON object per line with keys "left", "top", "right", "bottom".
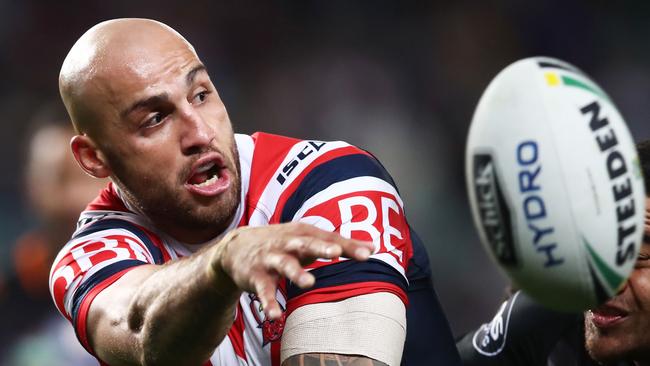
{"left": 286, "top": 281, "right": 407, "bottom": 315}
{"left": 286, "top": 258, "right": 408, "bottom": 300}
{"left": 73, "top": 265, "right": 141, "bottom": 355}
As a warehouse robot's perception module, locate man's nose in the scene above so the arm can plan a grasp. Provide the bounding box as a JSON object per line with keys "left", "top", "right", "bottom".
{"left": 179, "top": 107, "right": 213, "bottom": 155}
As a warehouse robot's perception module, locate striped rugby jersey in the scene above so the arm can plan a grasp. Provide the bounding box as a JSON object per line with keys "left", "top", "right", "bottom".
{"left": 49, "top": 132, "right": 415, "bottom": 366}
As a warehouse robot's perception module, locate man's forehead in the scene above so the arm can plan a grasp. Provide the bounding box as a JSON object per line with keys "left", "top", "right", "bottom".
{"left": 89, "top": 39, "right": 201, "bottom": 105}
{"left": 63, "top": 19, "right": 199, "bottom": 93}
{"left": 59, "top": 19, "right": 204, "bottom": 134}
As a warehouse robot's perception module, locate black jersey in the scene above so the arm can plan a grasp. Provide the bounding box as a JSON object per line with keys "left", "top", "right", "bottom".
{"left": 456, "top": 291, "right": 632, "bottom": 366}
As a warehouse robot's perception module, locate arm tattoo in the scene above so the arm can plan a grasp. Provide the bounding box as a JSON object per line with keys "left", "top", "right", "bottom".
{"left": 283, "top": 353, "right": 388, "bottom": 366}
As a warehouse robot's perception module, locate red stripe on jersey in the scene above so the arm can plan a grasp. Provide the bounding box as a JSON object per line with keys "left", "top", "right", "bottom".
{"left": 75, "top": 266, "right": 139, "bottom": 355}
{"left": 271, "top": 337, "right": 281, "bottom": 366}
{"left": 285, "top": 282, "right": 407, "bottom": 316}
{"left": 86, "top": 182, "right": 129, "bottom": 212}
{"left": 247, "top": 133, "right": 302, "bottom": 217}
{"left": 52, "top": 275, "right": 73, "bottom": 320}
{"left": 269, "top": 146, "right": 371, "bottom": 224}
{"left": 271, "top": 280, "right": 289, "bottom": 365}
{"left": 227, "top": 303, "right": 248, "bottom": 362}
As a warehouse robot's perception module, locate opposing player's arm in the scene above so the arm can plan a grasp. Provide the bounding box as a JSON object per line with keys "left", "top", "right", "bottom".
{"left": 283, "top": 354, "right": 388, "bottom": 365}
{"left": 456, "top": 291, "right": 581, "bottom": 365}
{"left": 54, "top": 222, "right": 373, "bottom": 366}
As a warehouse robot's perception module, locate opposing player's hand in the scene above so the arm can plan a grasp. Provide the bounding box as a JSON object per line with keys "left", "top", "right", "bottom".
{"left": 211, "top": 222, "right": 374, "bottom": 319}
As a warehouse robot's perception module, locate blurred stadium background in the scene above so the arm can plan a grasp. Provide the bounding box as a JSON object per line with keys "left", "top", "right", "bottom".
{"left": 2, "top": 0, "right": 650, "bottom": 364}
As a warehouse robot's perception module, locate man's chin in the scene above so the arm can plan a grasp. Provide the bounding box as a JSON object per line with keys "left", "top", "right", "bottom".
{"left": 586, "top": 331, "right": 635, "bottom": 364}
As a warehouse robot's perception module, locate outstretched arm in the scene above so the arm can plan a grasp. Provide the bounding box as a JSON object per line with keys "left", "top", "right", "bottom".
{"left": 85, "top": 222, "right": 373, "bottom": 366}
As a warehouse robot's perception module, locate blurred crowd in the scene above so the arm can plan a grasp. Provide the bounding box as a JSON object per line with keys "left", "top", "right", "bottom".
{"left": 2, "top": 1, "right": 650, "bottom": 364}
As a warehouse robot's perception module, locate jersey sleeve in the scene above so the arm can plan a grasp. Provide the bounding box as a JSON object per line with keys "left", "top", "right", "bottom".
{"left": 270, "top": 145, "right": 414, "bottom": 313}
{"left": 49, "top": 218, "right": 165, "bottom": 353}
{"left": 456, "top": 291, "right": 582, "bottom": 365}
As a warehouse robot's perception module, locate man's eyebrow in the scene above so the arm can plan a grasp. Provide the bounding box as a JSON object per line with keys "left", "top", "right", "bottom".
{"left": 120, "top": 65, "right": 206, "bottom": 119}
{"left": 120, "top": 93, "right": 170, "bottom": 119}
{"left": 186, "top": 64, "right": 207, "bottom": 86}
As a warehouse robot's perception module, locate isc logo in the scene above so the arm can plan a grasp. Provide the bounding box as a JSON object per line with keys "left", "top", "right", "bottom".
{"left": 276, "top": 141, "right": 326, "bottom": 185}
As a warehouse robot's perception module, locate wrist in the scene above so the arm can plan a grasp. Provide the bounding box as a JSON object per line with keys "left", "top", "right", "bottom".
{"left": 207, "top": 234, "right": 240, "bottom": 298}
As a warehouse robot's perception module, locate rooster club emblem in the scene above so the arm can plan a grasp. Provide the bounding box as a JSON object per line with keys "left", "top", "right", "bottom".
{"left": 248, "top": 292, "right": 286, "bottom": 345}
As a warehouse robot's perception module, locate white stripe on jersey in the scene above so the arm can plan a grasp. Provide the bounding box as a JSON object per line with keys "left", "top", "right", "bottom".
{"left": 226, "top": 134, "right": 253, "bottom": 235}
{"left": 243, "top": 326, "right": 269, "bottom": 366}
{"left": 209, "top": 336, "right": 248, "bottom": 365}
{"left": 291, "top": 176, "right": 404, "bottom": 220}
{"left": 249, "top": 140, "right": 351, "bottom": 226}
{"left": 63, "top": 275, "right": 83, "bottom": 317}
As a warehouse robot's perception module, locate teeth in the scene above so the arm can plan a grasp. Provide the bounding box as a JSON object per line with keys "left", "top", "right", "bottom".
{"left": 195, "top": 162, "right": 216, "bottom": 173}
{"left": 194, "top": 173, "right": 219, "bottom": 187}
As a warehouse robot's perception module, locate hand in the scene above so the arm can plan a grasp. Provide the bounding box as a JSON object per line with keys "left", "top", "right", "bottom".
{"left": 211, "top": 222, "right": 374, "bottom": 319}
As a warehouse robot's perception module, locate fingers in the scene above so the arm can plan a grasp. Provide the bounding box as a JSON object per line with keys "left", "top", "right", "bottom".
{"left": 340, "top": 240, "right": 374, "bottom": 261}
{"left": 286, "top": 224, "right": 375, "bottom": 262}
{"left": 220, "top": 223, "right": 377, "bottom": 321}
{"left": 252, "top": 273, "right": 283, "bottom": 320}
{"left": 265, "top": 252, "right": 315, "bottom": 288}
{"left": 284, "top": 237, "right": 342, "bottom": 259}
{"left": 284, "top": 236, "right": 373, "bottom": 263}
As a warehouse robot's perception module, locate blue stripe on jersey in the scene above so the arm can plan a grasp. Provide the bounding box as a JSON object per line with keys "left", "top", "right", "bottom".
{"left": 71, "top": 259, "right": 145, "bottom": 327}
{"left": 72, "top": 219, "right": 164, "bottom": 264}
{"left": 286, "top": 258, "right": 407, "bottom": 300}
{"left": 406, "top": 226, "right": 433, "bottom": 288}
{"left": 280, "top": 153, "right": 398, "bottom": 223}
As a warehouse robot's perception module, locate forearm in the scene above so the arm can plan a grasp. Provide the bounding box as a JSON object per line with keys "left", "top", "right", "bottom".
{"left": 456, "top": 291, "right": 580, "bottom": 365}
{"left": 89, "top": 223, "right": 374, "bottom": 365}
{"left": 130, "top": 250, "right": 240, "bottom": 365}
{"left": 91, "top": 244, "right": 240, "bottom": 366}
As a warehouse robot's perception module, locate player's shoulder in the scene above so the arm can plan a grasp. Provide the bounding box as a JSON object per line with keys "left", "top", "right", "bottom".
{"left": 244, "top": 132, "right": 399, "bottom": 220}
{"left": 83, "top": 181, "right": 128, "bottom": 212}
{"left": 250, "top": 131, "right": 368, "bottom": 160}
{"left": 247, "top": 131, "right": 386, "bottom": 186}
{"left": 52, "top": 182, "right": 169, "bottom": 273}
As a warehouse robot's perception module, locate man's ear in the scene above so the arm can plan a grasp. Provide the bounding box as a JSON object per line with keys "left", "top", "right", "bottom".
{"left": 70, "top": 135, "right": 112, "bottom": 178}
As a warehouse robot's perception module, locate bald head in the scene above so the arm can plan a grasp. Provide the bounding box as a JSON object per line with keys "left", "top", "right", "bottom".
{"left": 59, "top": 18, "right": 199, "bottom": 136}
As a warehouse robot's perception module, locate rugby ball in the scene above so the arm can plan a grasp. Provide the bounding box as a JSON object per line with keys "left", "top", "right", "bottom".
{"left": 465, "top": 57, "right": 645, "bottom": 311}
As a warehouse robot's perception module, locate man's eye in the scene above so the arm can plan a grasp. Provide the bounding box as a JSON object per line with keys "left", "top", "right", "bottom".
{"left": 142, "top": 113, "right": 165, "bottom": 128}
{"left": 193, "top": 90, "right": 210, "bottom": 104}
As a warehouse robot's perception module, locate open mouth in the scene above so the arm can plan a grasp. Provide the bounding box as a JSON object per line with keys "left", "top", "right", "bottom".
{"left": 188, "top": 161, "right": 221, "bottom": 186}
{"left": 589, "top": 304, "right": 629, "bottom": 329}
{"left": 184, "top": 155, "right": 231, "bottom": 197}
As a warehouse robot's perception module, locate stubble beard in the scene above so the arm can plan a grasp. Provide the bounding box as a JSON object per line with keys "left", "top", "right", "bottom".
{"left": 107, "top": 140, "right": 242, "bottom": 242}
{"left": 584, "top": 314, "right": 639, "bottom": 365}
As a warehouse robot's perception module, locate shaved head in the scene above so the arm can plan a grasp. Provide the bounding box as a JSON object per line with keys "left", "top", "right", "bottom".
{"left": 58, "top": 18, "right": 241, "bottom": 243}
{"left": 59, "top": 18, "right": 198, "bottom": 138}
